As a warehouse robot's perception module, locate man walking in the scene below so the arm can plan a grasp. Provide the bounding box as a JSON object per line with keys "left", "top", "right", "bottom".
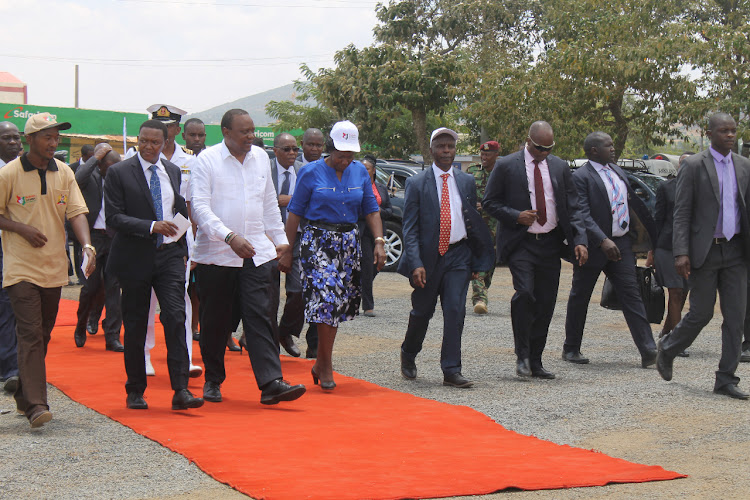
{"left": 483, "top": 122, "right": 588, "bottom": 379}
{"left": 466, "top": 140, "right": 500, "bottom": 314}
{"left": 0, "top": 113, "right": 95, "bottom": 427}
{"left": 399, "top": 127, "right": 494, "bottom": 388}
{"left": 657, "top": 113, "right": 750, "bottom": 399}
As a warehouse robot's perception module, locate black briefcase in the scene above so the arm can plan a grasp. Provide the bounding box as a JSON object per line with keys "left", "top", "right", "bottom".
{"left": 600, "top": 266, "right": 665, "bottom": 324}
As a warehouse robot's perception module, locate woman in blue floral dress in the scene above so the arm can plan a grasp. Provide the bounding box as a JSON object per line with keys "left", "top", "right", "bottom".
{"left": 279, "top": 121, "right": 386, "bottom": 390}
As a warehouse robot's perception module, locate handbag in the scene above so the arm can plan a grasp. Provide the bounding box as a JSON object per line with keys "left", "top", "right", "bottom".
{"left": 599, "top": 266, "right": 665, "bottom": 324}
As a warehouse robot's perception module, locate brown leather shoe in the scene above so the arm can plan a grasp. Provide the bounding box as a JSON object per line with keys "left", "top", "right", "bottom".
{"left": 29, "top": 409, "right": 52, "bottom": 428}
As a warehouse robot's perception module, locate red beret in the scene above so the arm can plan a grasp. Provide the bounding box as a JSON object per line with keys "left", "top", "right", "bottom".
{"left": 480, "top": 141, "right": 499, "bottom": 152}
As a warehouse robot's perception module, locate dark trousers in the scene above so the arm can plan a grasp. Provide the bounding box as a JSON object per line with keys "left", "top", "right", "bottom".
{"left": 744, "top": 277, "right": 750, "bottom": 351}
{"left": 197, "top": 260, "right": 282, "bottom": 389}
{"left": 360, "top": 230, "right": 379, "bottom": 311}
{"left": 565, "top": 235, "right": 656, "bottom": 355}
{"left": 270, "top": 236, "right": 305, "bottom": 341}
{"left": 507, "top": 233, "right": 562, "bottom": 368}
{"left": 401, "top": 242, "right": 472, "bottom": 375}
{"left": 75, "top": 232, "right": 121, "bottom": 343}
{"left": 661, "top": 239, "right": 746, "bottom": 389}
{"left": 72, "top": 238, "right": 85, "bottom": 282}
{"left": 6, "top": 282, "right": 61, "bottom": 417}
{"left": 0, "top": 248, "right": 19, "bottom": 380}
{"left": 121, "top": 246, "right": 188, "bottom": 395}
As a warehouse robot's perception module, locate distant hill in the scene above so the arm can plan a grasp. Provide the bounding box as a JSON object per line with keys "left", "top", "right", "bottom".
{"left": 187, "top": 84, "right": 299, "bottom": 127}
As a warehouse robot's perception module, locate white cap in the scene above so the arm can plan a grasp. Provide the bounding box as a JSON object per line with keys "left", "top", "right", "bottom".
{"left": 430, "top": 127, "right": 458, "bottom": 145}
{"left": 330, "top": 120, "right": 360, "bottom": 152}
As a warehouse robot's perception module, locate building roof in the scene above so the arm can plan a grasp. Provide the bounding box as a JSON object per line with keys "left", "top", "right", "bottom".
{"left": 0, "top": 72, "right": 24, "bottom": 84}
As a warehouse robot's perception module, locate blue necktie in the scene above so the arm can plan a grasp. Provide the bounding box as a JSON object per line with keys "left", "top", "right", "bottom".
{"left": 603, "top": 166, "right": 629, "bottom": 231}
{"left": 280, "top": 170, "right": 290, "bottom": 222}
{"left": 149, "top": 165, "right": 163, "bottom": 247}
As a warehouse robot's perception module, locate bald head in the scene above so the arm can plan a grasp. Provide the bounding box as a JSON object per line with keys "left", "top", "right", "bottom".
{"left": 301, "top": 127, "right": 324, "bottom": 162}
{"left": 708, "top": 112, "right": 735, "bottom": 132}
{"left": 0, "top": 121, "right": 22, "bottom": 163}
{"left": 583, "top": 131, "right": 615, "bottom": 164}
{"left": 273, "top": 132, "right": 299, "bottom": 168}
{"left": 525, "top": 121, "right": 555, "bottom": 162}
{"left": 707, "top": 112, "right": 737, "bottom": 156}
{"left": 273, "top": 132, "right": 296, "bottom": 147}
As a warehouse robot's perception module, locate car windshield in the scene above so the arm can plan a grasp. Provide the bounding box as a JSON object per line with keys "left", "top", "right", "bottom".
{"left": 636, "top": 174, "right": 666, "bottom": 192}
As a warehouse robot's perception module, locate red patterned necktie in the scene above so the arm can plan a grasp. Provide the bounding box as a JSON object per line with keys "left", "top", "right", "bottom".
{"left": 533, "top": 160, "right": 547, "bottom": 226}
{"left": 439, "top": 173, "right": 451, "bottom": 255}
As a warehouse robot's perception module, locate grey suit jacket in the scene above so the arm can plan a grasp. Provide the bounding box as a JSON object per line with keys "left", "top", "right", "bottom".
{"left": 673, "top": 149, "right": 750, "bottom": 268}
{"left": 270, "top": 158, "right": 302, "bottom": 194}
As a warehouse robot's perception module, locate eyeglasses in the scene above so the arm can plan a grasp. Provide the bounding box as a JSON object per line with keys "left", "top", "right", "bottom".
{"left": 278, "top": 146, "right": 300, "bottom": 153}
{"left": 527, "top": 136, "right": 555, "bottom": 152}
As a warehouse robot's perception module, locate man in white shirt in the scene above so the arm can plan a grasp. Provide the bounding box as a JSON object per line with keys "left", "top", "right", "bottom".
{"left": 191, "top": 109, "right": 306, "bottom": 405}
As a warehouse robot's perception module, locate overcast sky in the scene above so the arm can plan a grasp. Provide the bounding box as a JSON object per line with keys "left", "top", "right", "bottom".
{"left": 0, "top": 0, "right": 378, "bottom": 114}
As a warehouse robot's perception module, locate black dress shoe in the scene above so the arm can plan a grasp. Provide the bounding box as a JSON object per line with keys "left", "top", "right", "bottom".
{"left": 516, "top": 358, "right": 532, "bottom": 378}
{"left": 260, "top": 379, "right": 306, "bottom": 405}
{"left": 400, "top": 351, "right": 417, "bottom": 380}
{"left": 172, "top": 389, "right": 204, "bottom": 410}
{"left": 676, "top": 349, "right": 690, "bottom": 358}
{"left": 641, "top": 349, "right": 658, "bottom": 368}
{"left": 531, "top": 367, "right": 556, "bottom": 379}
{"left": 192, "top": 330, "right": 200, "bottom": 342}
{"left": 226, "top": 337, "right": 241, "bottom": 352}
{"left": 203, "top": 381, "right": 222, "bottom": 402}
{"left": 713, "top": 384, "right": 749, "bottom": 400}
{"left": 74, "top": 328, "right": 86, "bottom": 348}
{"left": 280, "top": 335, "right": 301, "bottom": 357}
{"left": 126, "top": 393, "right": 148, "bottom": 410}
{"left": 86, "top": 322, "right": 98, "bottom": 335}
{"left": 106, "top": 340, "right": 124, "bottom": 352}
{"left": 443, "top": 372, "right": 473, "bottom": 388}
{"left": 562, "top": 351, "right": 589, "bottom": 364}
{"left": 306, "top": 346, "right": 317, "bottom": 359}
{"left": 741, "top": 348, "right": 750, "bottom": 363}
{"left": 656, "top": 344, "right": 673, "bottom": 381}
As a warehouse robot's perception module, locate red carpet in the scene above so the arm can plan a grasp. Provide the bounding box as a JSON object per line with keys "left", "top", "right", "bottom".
{"left": 47, "top": 299, "right": 684, "bottom": 499}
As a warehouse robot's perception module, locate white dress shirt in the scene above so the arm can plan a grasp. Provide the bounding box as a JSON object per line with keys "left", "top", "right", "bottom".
{"left": 138, "top": 153, "right": 178, "bottom": 244}
{"left": 93, "top": 183, "right": 106, "bottom": 230}
{"left": 166, "top": 145, "right": 195, "bottom": 201}
{"left": 524, "top": 147, "right": 558, "bottom": 233}
{"left": 275, "top": 158, "right": 297, "bottom": 195}
{"left": 191, "top": 141, "right": 288, "bottom": 267}
{"left": 431, "top": 164, "right": 467, "bottom": 244}
{"left": 590, "top": 160, "right": 629, "bottom": 237}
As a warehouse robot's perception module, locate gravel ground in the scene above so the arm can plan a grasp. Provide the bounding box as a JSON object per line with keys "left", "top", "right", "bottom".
{"left": 1, "top": 261, "right": 748, "bottom": 499}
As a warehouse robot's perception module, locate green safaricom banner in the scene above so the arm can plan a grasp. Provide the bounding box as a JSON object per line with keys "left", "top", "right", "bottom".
{"left": 0, "top": 103, "right": 146, "bottom": 137}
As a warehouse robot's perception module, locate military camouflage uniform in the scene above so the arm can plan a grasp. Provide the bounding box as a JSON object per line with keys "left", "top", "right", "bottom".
{"left": 466, "top": 163, "right": 498, "bottom": 306}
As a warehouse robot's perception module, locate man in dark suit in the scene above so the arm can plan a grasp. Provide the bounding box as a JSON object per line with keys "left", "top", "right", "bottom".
{"left": 73, "top": 143, "right": 123, "bottom": 352}
{"left": 270, "top": 132, "right": 304, "bottom": 357}
{"left": 104, "top": 119, "right": 203, "bottom": 411}
{"left": 657, "top": 113, "right": 750, "bottom": 399}
{"left": 69, "top": 145, "right": 94, "bottom": 173}
{"left": 483, "top": 121, "right": 588, "bottom": 379}
{"left": 563, "top": 131, "right": 658, "bottom": 368}
{"left": 399, "top": 127, "right": 494, "bottom": 388}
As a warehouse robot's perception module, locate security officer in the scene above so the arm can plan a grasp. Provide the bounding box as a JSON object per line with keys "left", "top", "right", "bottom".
{"left": 466, "top": 141, "right": 500, "bottom": 314}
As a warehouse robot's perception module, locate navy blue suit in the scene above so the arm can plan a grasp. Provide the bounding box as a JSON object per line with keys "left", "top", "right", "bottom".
{"left": 483, "top": 150, "right": 587, "bottom": 367}
{"left": 399, "top": 166, "right": 494, "bottom": 375}
{"left": 564, "top": 161, "right": 658, "bottom": 357}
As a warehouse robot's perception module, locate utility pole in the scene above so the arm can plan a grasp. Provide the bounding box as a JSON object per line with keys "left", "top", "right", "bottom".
{"left": 74, "top": 64, "right": 79, "bottom": 108}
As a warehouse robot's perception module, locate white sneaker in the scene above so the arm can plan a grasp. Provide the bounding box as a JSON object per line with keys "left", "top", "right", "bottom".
{"left": 189, "top": 364, "right": 203, "bottom": 378}
{"left": 145, "top": 358, "right": 155, "bottom": 376}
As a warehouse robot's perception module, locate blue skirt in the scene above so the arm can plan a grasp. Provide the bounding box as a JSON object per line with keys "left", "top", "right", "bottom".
{"left": 300, "top": 225, "right": 361, "bottom": 327}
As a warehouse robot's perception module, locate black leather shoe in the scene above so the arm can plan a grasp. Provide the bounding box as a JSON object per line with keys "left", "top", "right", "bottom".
{"left": 86, "top": 322, "right": 98, "bottom": 335}
{"left": 260, "top": 379, "right": 306, "bottom": 405}
{"left": 641, "top": 349, "right": 658, "bottom": 368}
{"left": 531, "top": 367, "right": 556, "bottom": 379}
{"left": 676, "top": 349, "right": 690, "bottom": 358}
{"left": 280, "top": 335, "right": 301, "bottom": 357}
{"left": 74, "top": 328, "right": 86, "bottom": 348}
{"left": 741, "top": 348, "right": 750, "bottom": 363}
{"left": 400, "top": 351, "right": 417, "bottom": 380}
{"left": 203, "top": 381, "right": 222, "bottom": 402}
{"left": 656, "top": 344, "right": 673, "bottom": 381}
{"left": 306, "top": 346, "right": 317, "bottom": 359}
{"left": 713, "top": 384, "right": 749, "bottom": 400}
{"left": 562, "top": 351, "right": 589, "bottom": 364}
{"left": 172, "top": 389, "right": 204, "bottom": 410}
{"left": 226, "top": 337, "right": 241, "bottom": 352}
{"left": 192, "top": 330, "right": 200, "bottom": 342}
{"left": 105, "top": 340, "right": 124, "bottom": 352}
{"left": 443, "top": 372, "right": 473, "bottom": 388}
{"left": 516, "top": 358, "right": 532, "bottom": 378}
{"left": 126, "top": 393, "right": 148, "bottom": 410}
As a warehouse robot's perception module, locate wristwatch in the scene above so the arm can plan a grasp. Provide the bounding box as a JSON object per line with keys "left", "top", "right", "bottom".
{"left": 83, "top": 244, "right": 97, "bottom": 257}
{"left": 374, "top": 237, "right": 386, "bottom": 244}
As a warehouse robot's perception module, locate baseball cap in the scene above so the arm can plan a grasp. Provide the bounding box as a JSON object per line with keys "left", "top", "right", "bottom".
{"left": 430, "top": 127, "right": 458, "bottom": 145}
{"left": 24, "top": 112, "right": 72, "bottom": 135}
{"left": 330, "top": 120, "right": 360, "bottom": 152}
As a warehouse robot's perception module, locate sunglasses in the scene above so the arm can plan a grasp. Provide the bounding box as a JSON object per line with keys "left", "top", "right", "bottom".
{"left": 278, "top": 146, "right": 300, "bottom": 153}
{"left": 527, "top": 136, "right": 555, "bottom": 152}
